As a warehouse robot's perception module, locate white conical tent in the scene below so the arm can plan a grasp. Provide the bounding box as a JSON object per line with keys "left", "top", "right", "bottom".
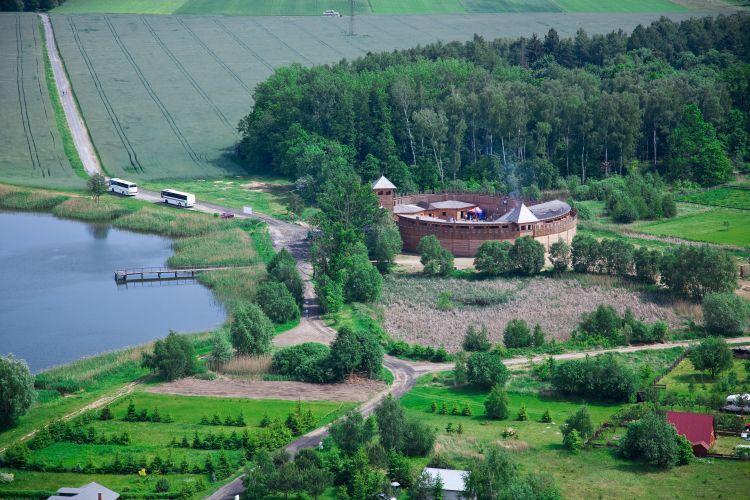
{"left": 497, "top": 203, "right": 539, "bottom": 223}
{"left": 372, "top": 176, "right": 396, "bottom": 190}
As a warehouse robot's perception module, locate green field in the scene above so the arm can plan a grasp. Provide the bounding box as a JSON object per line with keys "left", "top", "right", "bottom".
{"left": 0, "top": 14, "right": 79, "bottom": 188}
{"left": 1, "top": 391, "right": 353, "bottom": 497}
{"left": 660, "top": 357, "right": 749, "bottom": 396}
{"left": 678, "top": 186, "right": 750, "bottom": 211}
{"left": 401, "top": 372, "right": 750, "bottom": 498}
{"left": 636, "top": 207, "right": 750, "bottom": 247}
{"left": 53, "top": 0, "right": 689, "bottom": 15}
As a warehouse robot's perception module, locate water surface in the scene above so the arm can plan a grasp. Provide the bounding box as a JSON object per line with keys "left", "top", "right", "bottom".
{"left": 0, "top": 211, "right": 225, "bottom": 372}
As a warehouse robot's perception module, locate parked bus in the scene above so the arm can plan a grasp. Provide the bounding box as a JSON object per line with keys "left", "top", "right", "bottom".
{"left": 160, "top": 189, "right": 195, "bottom": 208}
{"left": 108, "top": 178, "right": 138, "bottom": 196}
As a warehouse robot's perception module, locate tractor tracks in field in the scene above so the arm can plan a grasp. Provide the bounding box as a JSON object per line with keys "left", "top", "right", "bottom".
{"left": 104, "top": 15, "right": 202, "bottom": 168}
{"left": 142, "top": 16, "right": 233, "bottom": 131}
{"left": 212, "top": 17, "right": 275, "bottom": 73}
{"left": 15, "top": 14, "right": 44, "bottom": 178}
{"left": 63, "top": 14, "right": 138, "bottom": 173}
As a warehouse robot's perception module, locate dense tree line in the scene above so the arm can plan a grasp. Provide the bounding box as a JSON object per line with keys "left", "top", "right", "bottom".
{"left": 239, "top": 14, "right": 750, "bottom": 195}
{"left": 0, "top": 0, "right": 66, "bottom": 11}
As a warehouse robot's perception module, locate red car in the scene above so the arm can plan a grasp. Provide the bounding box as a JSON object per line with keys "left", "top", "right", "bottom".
{"left": 220, "top": 212, "right": 235, "bottom": 219}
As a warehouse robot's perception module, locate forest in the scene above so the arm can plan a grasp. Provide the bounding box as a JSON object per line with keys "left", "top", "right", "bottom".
{"left": 239, "top": 13, "right": 750, "bottom": 194}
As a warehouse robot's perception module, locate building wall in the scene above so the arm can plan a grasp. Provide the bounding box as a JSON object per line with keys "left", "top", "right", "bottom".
{"left": 397, "top": 212, "right": 578, "bottom": 257}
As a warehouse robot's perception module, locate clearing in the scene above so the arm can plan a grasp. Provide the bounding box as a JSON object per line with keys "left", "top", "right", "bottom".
{"left": 635, "top": 207, "right": 750, "bottom": 247}
{"left": 379, "top": 274, "right": 683, "bottom": 350}
{"left": 678, "top": 185, "right": 750, "bottom": 211}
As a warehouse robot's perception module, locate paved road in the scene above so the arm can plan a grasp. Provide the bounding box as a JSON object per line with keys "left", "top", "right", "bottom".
{"left": 40, "top": 13, "right": 103, "bottom": 177}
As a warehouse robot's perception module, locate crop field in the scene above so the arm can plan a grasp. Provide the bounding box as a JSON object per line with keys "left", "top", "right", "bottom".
{"left": 379, "top": 275, "right": 681, "bottom": 350}
{"left": 400, "top": 373, "right": 750, "bottom": 498}
{"left": 0, "top": 391, "right": 353, "bottom": 497}
{"left": 0, "top": 14, "right": 80, "bottom": 188}
{"left": 41, "top": 12, "right": 719, "bottom": 186}
{"left": 52, "top": 0, "right": 699, "bottom": 15}
{"left": 678, "top": 186, "right": 750, "bottom": 210}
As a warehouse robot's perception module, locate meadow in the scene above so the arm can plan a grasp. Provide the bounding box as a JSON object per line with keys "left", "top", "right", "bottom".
{"left": 660, "top": 357, "right": 750, "bottom": 396}
{"left": 0, "top": 14, "right": 79, "bottom": 188}
{"left": 1, "top": 391, "right": 353, "bottom": 497}
{"left": 52, "top": 0, "right": 691, "bottom": 15}
{"left": 635, "top": 207, "right": 750, "bottom": 247}
{"left": 400, "top": 371, "right": 750, "bottom": 498}
{"left": 678, "top": 185, "right": 750, "bottom": 211}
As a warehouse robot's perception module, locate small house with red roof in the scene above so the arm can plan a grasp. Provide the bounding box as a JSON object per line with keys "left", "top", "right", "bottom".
{"left": 666, "top": 411, "right": 715, "bottom": 457}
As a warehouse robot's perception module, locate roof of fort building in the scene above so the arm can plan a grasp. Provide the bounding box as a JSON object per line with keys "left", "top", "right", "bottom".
{"left": 372, "top": 176, "right": 396, "bottom": 190}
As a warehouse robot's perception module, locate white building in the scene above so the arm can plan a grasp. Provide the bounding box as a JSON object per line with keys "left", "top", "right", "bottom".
{"left": 422, "top": 467, "right": 470, "bottom": 500}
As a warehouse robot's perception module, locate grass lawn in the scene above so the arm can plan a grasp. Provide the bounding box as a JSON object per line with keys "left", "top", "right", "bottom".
{"left": 401, "top": 372, "right": 750, "bottom": 498}
{"left": 1, "top": 391, "right": 354, "bottom": 497}
{"left": 635, "top": 207, "right": 750, "bottom": 247}
{"left": 710, "top": 434, "right": 747, "bottom": 455}
{"left": 660, "top": 357, "right": 750, "bottom": 396}
{"left": 678, "top": 186, "right": 750, "bottom": 211}
{"left": 555, "top": 0, "right": 687, "bottom": 12}
{"left": 142, "top": 177, "right": 296, "bottom": 219}
{"left": 54, "top": 0, "right": 188, "bottom": 13}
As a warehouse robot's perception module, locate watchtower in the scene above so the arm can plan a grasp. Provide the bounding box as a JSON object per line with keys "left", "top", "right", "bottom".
{"left": 372, "top": 176, "right": 396, "bottom": 212}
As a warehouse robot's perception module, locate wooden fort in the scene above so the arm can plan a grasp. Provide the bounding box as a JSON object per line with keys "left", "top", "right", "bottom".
{"left": 372, "top": 176, "right": 577, "bottom": 258}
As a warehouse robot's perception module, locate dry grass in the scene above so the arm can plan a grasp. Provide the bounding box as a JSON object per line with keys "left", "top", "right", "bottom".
{"left": 218, "top": 355, "right": 272, "bottom": 379}
{"left": 380, "top": 275, "right": 683, "bottom": 350}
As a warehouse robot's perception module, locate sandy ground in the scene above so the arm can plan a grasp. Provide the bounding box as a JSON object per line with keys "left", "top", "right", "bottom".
{"left": 145, "top": 376, "right": 385, "bottom": 402}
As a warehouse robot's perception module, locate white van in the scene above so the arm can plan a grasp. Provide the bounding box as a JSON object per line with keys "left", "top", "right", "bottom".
{"left": 160, "top": 189, "right": 195, "bottom": 208}
{"left": 108, "top": 178, "right": 138, "bottom": 196}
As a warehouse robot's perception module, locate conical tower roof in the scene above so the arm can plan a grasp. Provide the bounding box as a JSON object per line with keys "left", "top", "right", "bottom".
{"left": 498, "top": 203, "right": 539, "bottom": 223}
{"left": 372, "top": 175, "right": 396, "bottom": 190}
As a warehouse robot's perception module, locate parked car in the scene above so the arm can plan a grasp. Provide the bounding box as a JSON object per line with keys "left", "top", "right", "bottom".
{"left": 220, "top": 212, "right": 235, "bottom": 219}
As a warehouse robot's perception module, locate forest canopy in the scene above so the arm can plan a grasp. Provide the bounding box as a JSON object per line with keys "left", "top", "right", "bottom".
{"left": 238, "top": 14, "right": 750, "bottom": 194}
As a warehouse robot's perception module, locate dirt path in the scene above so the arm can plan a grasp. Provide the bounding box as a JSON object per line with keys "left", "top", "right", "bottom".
{"left": 145, "top": 377, "right": 386, "bottom": 402}
{"left": 0, "top": 381, "right": 139, "bottom": 454}
{"left": 40, "top": 13, "right": 103, "bottom": 176}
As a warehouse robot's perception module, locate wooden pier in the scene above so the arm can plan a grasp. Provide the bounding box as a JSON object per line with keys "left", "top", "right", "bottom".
{"left": 114, "top": 266, "right": 230, "bottom": 283}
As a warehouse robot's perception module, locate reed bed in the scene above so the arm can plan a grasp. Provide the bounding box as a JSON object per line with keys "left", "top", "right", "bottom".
{"left": 168, "top": 227, "right": 260, "bottom": 267}
{"left": 380, "top": 275, "right": 682, "bottom": 351}
{"left": 0, "top": 187, "right": 68, "bottom": 211}
{"left": 51, "top": 197, "right": 133, "bottom": 221}
{"left": 198, "top": 267, "right": 266, "bottom": 307}
{"left": 112, "top": 206, "right": 219, "bottom": 237}
{"left": 218, "top": 355, "right": 272, "bottom": 379}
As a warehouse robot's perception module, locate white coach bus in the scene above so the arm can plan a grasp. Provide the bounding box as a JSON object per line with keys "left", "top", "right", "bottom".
{"left": 108, "top": 178, "right": 138, "bottom": 196}
{"left": 160, "top": 189, "right": 195, "bottom": 208}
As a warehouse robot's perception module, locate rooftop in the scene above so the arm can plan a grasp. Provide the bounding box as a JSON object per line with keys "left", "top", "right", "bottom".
{"left": 496, "top": 203, "right": 539, "bottom": 223}
{"left": 372, "top": 175, "right": 396, "bottom": 190}
{"left": 528, "top": 199, "right": 571, "bottom": 219}
{"left": 423, "top": 468, "right": 468, "bottom": 492}
{"left": 428, "top": 200, "right": 477, "bottom": 210}
{"left": 49, "top": 482, "right": 119, "bottom": 500}
{"left": 666, "top": 411, "right": 714, "bottom": 446}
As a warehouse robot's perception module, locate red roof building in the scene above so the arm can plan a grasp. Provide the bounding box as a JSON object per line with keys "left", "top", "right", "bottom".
{"left": 666, "top": 411, "right": 715, "bottom": 457}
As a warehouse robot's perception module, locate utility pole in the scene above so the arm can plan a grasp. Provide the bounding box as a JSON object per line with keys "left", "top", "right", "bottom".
{"left": 349, "top": 0, "right": 355, "bottom": 36}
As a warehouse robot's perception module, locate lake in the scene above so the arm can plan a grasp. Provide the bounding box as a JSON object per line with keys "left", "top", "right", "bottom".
{"left": 0, "top": 210, "right": 225, "bottom": 372}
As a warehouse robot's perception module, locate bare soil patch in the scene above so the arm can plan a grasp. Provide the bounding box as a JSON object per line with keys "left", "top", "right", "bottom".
{"left": 380, "top": 275, "right": 682, "bottom": 351}
{"left": 146, "top": 376, "right": 385, "bottom": 402}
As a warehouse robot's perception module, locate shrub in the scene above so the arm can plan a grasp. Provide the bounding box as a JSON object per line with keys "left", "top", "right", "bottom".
{"left": 474, "top": 241, "right": 512, "bottom": 276}
{"left": 660, "top": 245, "right": 737, "bottom": 299}
{"left": 463, "top": 324, "right": 491, "bottom": 352}
{"left": 484, "top": 384, "right": 509, "bottom": 420}
{"left": 561, "top": 407, "right": 594, "bottom": 441}
{"left": 327, "top": 326, "right": 384, "bottom": 380}
{"left": 634, "top": 247, "right": 661, "bottom": 284}
{"left": 619, "top": 412, "right": 681, "bottom": 468}
{"left": 315, "top": 274, "right": 343, "bottom": 313}
{"left": 387, "top": 452, "right": 413, "bottom": 488}
{"left": 271, "top": 343, "right": 332, "bottom": 383}
{"left": 256, "top": 281, "right": 300, "bottom": 324}
{"left": 230, "top": 303, "right": 275, "bottom": 356}
{"left": 549, "top": 240, "right": 571, "bottom": 272}
{"left": 551, "top": 355, "right": 637, "bottom": 402}
{"left": 342, "top": 250, "right": 383, "bottom": 303}
{"left": 209, "top": 331, "right": 233, "bottom": 367}
{"left": 509, "top": 236, "right": 545, "bottom": 276}
{"left": 401, "top": 418, "right": 437, "bottom": 457}
{"left": 418, "top": 235, "right": 454, "bottom": 276}
{"left": 267, "top": 249, "right": 304, "bottom": 306}
{"left": 571, "top": 234, "right": 601, "bottom": 273}
{"left": 141, "top": 331, "right": 197, "bottom": 381}
{"left": 577, "top": 305, "right": 625, "bottom": 345}
{"left": 0, "top": 355, "right": 34, "bottom": 429}
{"left": 689, "top": 336, "right": 733, "bottom": 379}
{"left": 503, "top": 319, "right": 533, "bottom": 348}
{"left": 562, "top": 428, "right": 583, "bottom": 453}
{"left": 467, "top": 352, "right": 510, "bottom": 389}
{"left": 702, "top": 293, "right": 749, "bottom": 336}
{"left": 540, "top": 409, "right": 552, "bottom": 423}
{"left": 155, "top": 478, "right": 170, "bottom": 493}
{"left": 517, "top": 404, "right": 528, "bottom": 421}
{"left": 599, "top": 239, "right": 635, "bottom": 276}
{"left": 532, "top": 324, "right": 545, "bottom": 347}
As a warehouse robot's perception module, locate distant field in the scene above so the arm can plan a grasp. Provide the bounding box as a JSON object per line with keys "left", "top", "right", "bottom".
{"left": 0, "top": 14, "right": 79, "bottom": 188}
{"left": 41, "top": 12, "right": 719, "bottom": 185}
{"left": 678, "top": 186, "right": 750, "bottom": 210}
{"left": 637, "top": 207, "right": 750, "bottom": 247}
{"left": 54, "top": 0, "right": 692, "bottom": 15}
